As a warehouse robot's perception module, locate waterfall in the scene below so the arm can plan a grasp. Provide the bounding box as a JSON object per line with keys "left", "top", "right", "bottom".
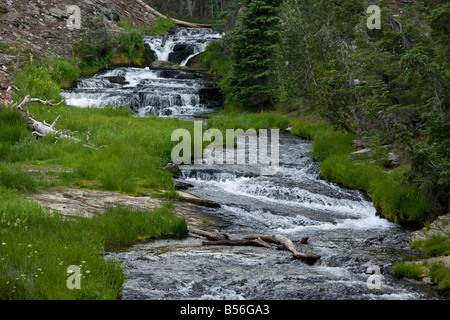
{"left": 144, "top": 28, "right": 223, "bottom": 66}
{"left": 61, "top": 28, "right": 224, "bottom": 118}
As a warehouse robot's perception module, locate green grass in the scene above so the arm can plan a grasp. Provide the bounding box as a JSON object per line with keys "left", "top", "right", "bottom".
{"left": 208, "top": 111, "right": 290, "bottom": 132}
{"left": 0, "top": 105, "right": 195, "bottom": 195}
{"left": 392, "top": 263, "right": 425, "bottom": 280}
{"left": 151, "top": 190, "right": 184, "bottom": 200}
{"left": 118, "top": 17, "right": 176, "bottom": 36}
{"left": 412, "top": 234, "right": 450, "bottom": 257}
{"left": 429, "top": 263, "right": 450, "bottom": 293}
{"left": 0, "top": 189, "right": 186, "bottom": 299}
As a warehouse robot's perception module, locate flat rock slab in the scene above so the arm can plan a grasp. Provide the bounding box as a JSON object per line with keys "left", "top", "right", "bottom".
{"left": 29, "top": 188, "right": 226, "bottom": 230}
{"left": 410, "top": 213, "right": 450, "bottom": 243}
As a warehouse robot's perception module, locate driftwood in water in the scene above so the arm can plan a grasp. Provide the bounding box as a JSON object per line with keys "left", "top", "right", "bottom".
{"left": 189, "top": 228, "right": 226, "bottom": 241}
{"left": 161, "top": 32, "right": 169, "bottom": 47}
{"left": 190, "top": 229, "right": 321, "bottom": 264}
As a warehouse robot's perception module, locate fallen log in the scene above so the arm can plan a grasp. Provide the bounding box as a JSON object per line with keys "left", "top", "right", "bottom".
{"left": 203, "top": 238, "right": 272, "bottom": 249}
{"left": 137, "top": 0, "right": 212, "bottom": 28}
{"left": 195, "top": 230, "right": 321, "bottom": 264}
{"left": 189, "top": 228, "right": 226, "bottom": 241}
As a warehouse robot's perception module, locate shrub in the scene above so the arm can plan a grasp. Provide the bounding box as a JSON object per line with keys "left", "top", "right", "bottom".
{"left": 13, "top": 63, "right": 62, "bottom": 102}
{"left": 75, "top": 15, "right": 116, "bottom": 73}
{"left": 37, "top": 57, "right": 80, "bottom": 89}
{"left": 117, "top": 30, "right": 145, "bottom": 62}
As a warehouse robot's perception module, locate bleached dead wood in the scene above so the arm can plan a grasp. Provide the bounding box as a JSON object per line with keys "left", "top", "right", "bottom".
{"left": 189, "top": 228, "right": 226, "bottom": 241}
{"left": 9, "top": 95, "right": 103, "bottom": 149}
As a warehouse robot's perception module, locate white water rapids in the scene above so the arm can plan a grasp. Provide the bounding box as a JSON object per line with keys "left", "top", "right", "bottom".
{"left": 59, "top": 28, "right": 439, "bottom": 300}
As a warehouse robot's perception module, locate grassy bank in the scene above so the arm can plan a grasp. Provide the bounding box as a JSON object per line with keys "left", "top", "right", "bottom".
{"left": 0, "top": 102, "right": 192, "bottom": 299}
{"left": 208, "top": 111, "right": 428, "bottom": 228}
{"left": 0, "top": 189, "right": 186, "bottom": 299}
{"left": 1, "top": 104, "right": 196, "bottom": 195}
{"left": 393, "top": 234, "right": 450, "bottom": 294}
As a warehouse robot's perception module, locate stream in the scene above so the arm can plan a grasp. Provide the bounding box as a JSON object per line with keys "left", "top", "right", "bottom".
{"left": 62, "top": 28, "right": 440, "bottom": 300}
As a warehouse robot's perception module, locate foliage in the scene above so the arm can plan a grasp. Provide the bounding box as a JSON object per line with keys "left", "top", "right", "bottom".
{"left": 13, "top": 62, "right": 63, "bottom": 102}
{"left": 229, "top": 0, "right": 283, "bottom": 111}
{"left": 429, "top": 263, "right": 450, "bottom": 293}
{"left": 214, "top": 0, "right": 449, "bottom": 220}
{"left": 74, "top": 15, "right": 116, "bottom": 75}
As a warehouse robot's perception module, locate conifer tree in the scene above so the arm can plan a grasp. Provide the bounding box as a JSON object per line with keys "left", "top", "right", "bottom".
{"left": 229, "top": 0, "right": 283, "bottom": 110}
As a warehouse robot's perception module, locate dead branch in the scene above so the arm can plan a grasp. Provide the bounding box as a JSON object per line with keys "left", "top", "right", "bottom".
{"left": 161, "top": 32, "right": 169, "bottom": 47}
{"left": 202, "top": 238, "right": 272, "bottom": 249}
{"left": 189, "top": 228, "right": 226, "bottom": 241}
{"left": 194, "top": 230, "right": 321, "bottom": 264}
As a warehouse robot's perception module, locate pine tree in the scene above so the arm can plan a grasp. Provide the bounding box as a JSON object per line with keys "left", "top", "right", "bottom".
{"left": 229, "top": 0, "right": 283, "bottom": 110}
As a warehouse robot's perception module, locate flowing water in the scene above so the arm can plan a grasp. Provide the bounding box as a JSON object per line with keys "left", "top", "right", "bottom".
{"left": 111, "top": 134, "right": 438, "bottom": 300}
{"left": 62, "top": 28, "right": 224, "bottom": 118}
{"left": 62, "top": 28, "right": 440, "bottom": 300}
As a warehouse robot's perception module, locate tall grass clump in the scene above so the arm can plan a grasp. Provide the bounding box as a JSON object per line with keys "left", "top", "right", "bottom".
{"left": 36, "top": 57, "right": 80, "bottom": 89}
{"left": 13, "top": 62, "right": 63, "bottom": 102}
{"left": 429, "top": 263, "right": 450, "bottom": 293}
{"left": 392, "top": 263, "right": 425, "bottom": 280}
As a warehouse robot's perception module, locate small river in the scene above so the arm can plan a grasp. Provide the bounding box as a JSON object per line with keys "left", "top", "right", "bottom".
{"left": 62, "top": 28, "right": 440, "bottom": 300}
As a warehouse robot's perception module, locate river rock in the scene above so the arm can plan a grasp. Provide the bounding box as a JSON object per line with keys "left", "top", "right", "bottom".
{"left": 165, "top": 162, "right": 182, "bottom": 178}
{"left": 388, "top": 152, "right": 399, "bottom": 167}
{"left": 168, "top": 44, "right": 195, "bottom": 64}
{"left": 48, "top": 7, "right": 68, "bottom": 20}
{"left": 106, "top": 76, "right": 128, "bottom": 85}
{"left": 351, "top": 138, "right": 367, "bottom": 149}
{"left": 410, "top": 213, "right": 450, "bottom": 243}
